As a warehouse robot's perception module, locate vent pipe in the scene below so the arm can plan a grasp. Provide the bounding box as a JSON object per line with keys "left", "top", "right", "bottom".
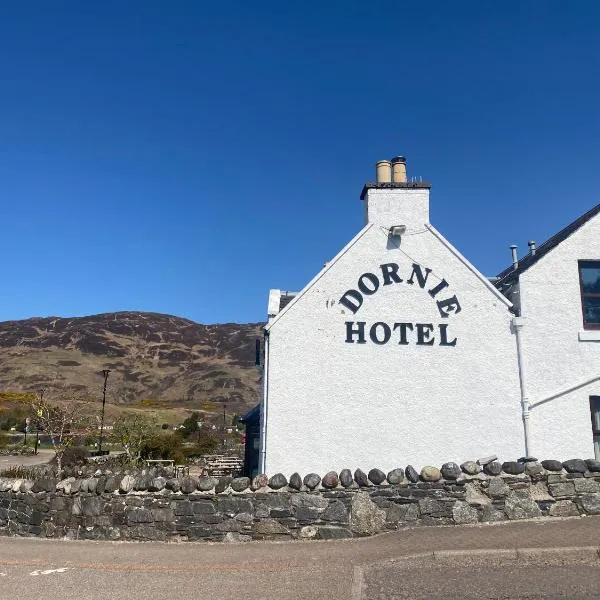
{"left": 391, "top": 156, "right": 407, "bottom": 183}
{"left": 528, "top": 240, "right": 536, "bottom": 256}
{"left": 376, "top": 160, "right": 392, "bottom": 183}
{"left": 510, "top": 245, "right": 519, "bottom": 270}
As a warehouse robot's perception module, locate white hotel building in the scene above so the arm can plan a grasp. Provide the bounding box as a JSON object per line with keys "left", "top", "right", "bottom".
{"left": 249, "top": 157, "right": 600, "bottom": 476}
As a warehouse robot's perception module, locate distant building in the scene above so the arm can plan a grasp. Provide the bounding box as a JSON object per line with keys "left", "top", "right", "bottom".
{"left": 251, "top": 157, "right": 600, "bottom": 476}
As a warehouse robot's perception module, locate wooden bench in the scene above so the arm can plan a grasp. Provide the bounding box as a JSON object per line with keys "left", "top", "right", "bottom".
{"left": 204, "top": 455, "right": 243, "bottom": 477}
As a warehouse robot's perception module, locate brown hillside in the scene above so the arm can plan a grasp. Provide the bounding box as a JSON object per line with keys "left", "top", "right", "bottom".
{"left": 0, "top": 312, "right": 263, "bottom": 423}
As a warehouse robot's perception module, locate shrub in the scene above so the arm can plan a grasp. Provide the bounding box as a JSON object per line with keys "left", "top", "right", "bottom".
{"left": 140, "top": 432, "right": 186, "bottom": 464}
{"left": 49, "top": 446, "right": 89, "bottom": 470}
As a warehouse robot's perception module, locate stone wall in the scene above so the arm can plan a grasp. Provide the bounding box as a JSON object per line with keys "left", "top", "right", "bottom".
{"left": 1, "top": 458, "right": 600, "bottom": 542}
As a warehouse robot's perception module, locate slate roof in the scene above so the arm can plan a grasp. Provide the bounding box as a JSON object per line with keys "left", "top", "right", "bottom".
{"left": 279, "top": 292, "right": 297, "bottom": 312}
{"left": 495, "top": 201, "right": 600, "bottom": 285}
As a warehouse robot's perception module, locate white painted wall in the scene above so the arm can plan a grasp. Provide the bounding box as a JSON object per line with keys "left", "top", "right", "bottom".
{"left": 518, "top": 215, "right": 600, "bottom": 460}
{"left": 263, "top": 203, "right": 523, "bottom": 475}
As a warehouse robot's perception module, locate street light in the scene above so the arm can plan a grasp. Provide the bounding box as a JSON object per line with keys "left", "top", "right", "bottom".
{"left": 98, "top": 369, "right": 111, "bottom": 455}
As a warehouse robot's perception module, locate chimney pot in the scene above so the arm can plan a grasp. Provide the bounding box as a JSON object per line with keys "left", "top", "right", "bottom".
{"left": 376, "top": 160, "right": 392, "bottom": 183}
{"left": 510, "top": 245, "right": 519, "bottom": 270}
{"left": 528, "top": 240, "right": 537, "bottom": 256}
{"left": 391, "top": 156, "right": 407, "bottom": 183}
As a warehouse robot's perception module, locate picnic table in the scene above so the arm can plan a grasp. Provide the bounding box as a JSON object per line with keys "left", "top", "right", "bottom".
{"left": 203, "top": 455, "right": 243, "bottom": 477}
{"left": 145, "top": 459, "right": 175, "bottom": 468}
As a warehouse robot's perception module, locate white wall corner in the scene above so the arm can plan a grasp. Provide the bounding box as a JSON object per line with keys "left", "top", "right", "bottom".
{"left": 267, "top": 289, "right": 281, "bottom": 321}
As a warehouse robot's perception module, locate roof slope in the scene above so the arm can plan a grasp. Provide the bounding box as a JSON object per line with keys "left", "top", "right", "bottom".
{"left": 496, "top": 201, "right": 600, "bottom": 285}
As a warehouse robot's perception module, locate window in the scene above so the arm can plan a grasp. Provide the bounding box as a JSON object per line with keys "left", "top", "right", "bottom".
{"left": 579, "top": 261, "right": 600, "bottom": 329}
{"left": 590, "top": 396, "right": 600, "bottom": 460}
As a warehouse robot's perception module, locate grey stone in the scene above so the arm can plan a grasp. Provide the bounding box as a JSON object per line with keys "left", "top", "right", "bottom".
{"left": 303, "top": 473, "right": 321, "bottom": 490}
{"left": 504, "top": 490, "right": 542, "bottom": 520}
{"left": 339, "top": 469, "right": 353, "bottom": 488}
{"left": 517, "top": 456, "right": 538, "bottom": 463}
{"left": 289, "top": 473, "right": 303, "bottom": 491}
{"left": 525, "top": 462, "right": 544, "bottom": 478}
{"left": 480, "top": 506, "right": 505, "bottom": 522}
{"left": 223, "top": 532, "right": 251, "bottom": 543}
{"left": 453, "top": 501, "right": 479, "bottom": 524}
{"left": 354, "top": 469, "right": 370, "bottom": 487}
{"left": 215, "top": 476, "right": 233, "bottom": 494}
{"left": 441, "top": 462, "right": 461, "bottom": 480}
{"left": 215, "top": 519, "right": 244, "bottom": 532}
{"left": 385, "top": 503, "right": 419, "bottom": 523}
{"left": 460, "top": 461, "right": 480, "bottom": 476}
{"left": 20, "top": 480, "right": 34, "bottom": 493}
{"left": 405, "top": 465, "right": 419, "bottom": 483}
{"left": 87, "top": 478, "right": 98, "bottom": 493}
{"left": 151, "top": 508, "right": 174, "bottom": 522}
{"left": 252, "top": 519, "right": 290, "bottom": 536}
{"left": 418, "top": 497, "right": 451, "bottom": 518}
{"left": 197, "top": 476, "right": 218, "bottom": 492}
{"left": 350, "top": 491, "right": 386, "bottom": 536}
{"left": 126, "top": 508, "right": 153, "bottom": 525}
{"left": 191, "top": 500, "right": 215, "bottom": 514}
{"left": 368, "top": 469, "right": 386, "bottom": 485}
{"left": 464, "top": 483, "right": 491, "bottom": 506}
{"left": 420, "top": 466, "right": 442, "bottom": 482}
{"left": 585, "top": 459, "right": 600, "bottom": 472}
{"left": 231, "top": 477, "right": 251, "bottom": 492}
{"left": 386, "top": 468, "right": 404, "bottom": 485}
{"left": 82, "top": 497, "right": 102, "bottom": 517}
{"left": 541, "top": 460, "right": 563, "bottom": 472}
{"left": 579, "top": 493, "right": 600, "bottom": 514}
{"left": 134, "top": 474, "right": 152, "bottom": 491}
{"left": 562, "top": 459, "right": 588, "bottom": 474}
{"left": 32, "top": 478, "right": 57, "bottom": 493}
{"left": 298, "top": 525, "right": 318, "bottom": 539}
{"left": 488, "top": 477, "right": 510, "bottom": 499}
{"left": 291, "top": 492, "right": 329, "bottom": 510}
{"left": 574, "top": 478, "right": 599, "bottom": 493}
{"left": 119, "top": 475, "right": 135, "bottom": 494}
{"left": 549, "top": 500, "right": 580, "bottom": 517}
{"left": 530, "top": 482, "right": 553, "bottom": 502}
{"left": 477, "top": 455, "right": 498, "bottom": 465}
{"left": 234, "top": 512, "right": 254, "bottom": 524}
{"left": 166, "top": 478, "right": 181, "bottom": 492}
{"left": 149, "top": 477, "right": 166, "bottom": 492}
{"left": 484, "top": 461, "right": 502, "bottom": 476}
{"left": 251, "top": 474, "right": 268, "bottom": 491}
{"left": 180, "top": 477, "right": 199, "bottom": 494}
{"left": 268, "top": 473, "right": 288, "bottom": 490}
{"left": 254, "top": 504, "right": 270, "bottom": 518}
{"left": 315, "top": 526, "right": 353, "bottom": 540}
{"left": 548, "top": 482, "right": 575, "bottom": 498}
{"left": 501, "top": 461, "right": 525, "bottom": 475}
{"left": 321, "top": 471, "right": 339, "bottom": 489}
{"left": 322, "top": 500, "right": 348, "bottom": 522}
{"left": 69, "top": 479, "right": 82, "bottom": 494}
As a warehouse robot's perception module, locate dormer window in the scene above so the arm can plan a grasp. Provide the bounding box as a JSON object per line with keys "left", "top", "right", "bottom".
{"left": 579, "top": 260, "right": 600, "bottom": 329}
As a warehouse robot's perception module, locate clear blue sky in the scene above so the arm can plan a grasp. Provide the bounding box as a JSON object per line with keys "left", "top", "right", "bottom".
{"left": 1, "top": 1, "right": 599, "bottom": 324}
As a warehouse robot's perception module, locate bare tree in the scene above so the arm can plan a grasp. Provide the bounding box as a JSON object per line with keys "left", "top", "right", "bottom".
{"left": 29, "top": 391, "right": 92, "bottom": 477}
{"left": 110, "top": 413, "right": 156, "bottom": 463}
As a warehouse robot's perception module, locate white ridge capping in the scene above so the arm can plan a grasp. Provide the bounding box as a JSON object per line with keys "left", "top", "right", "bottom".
{"left": 265, "top": 224, "right": 374, "bottom": 331}
{"left": 426, "top": 223, "right": 513, "bottom": 308}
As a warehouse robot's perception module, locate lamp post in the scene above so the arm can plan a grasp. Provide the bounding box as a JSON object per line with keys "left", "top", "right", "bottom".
{"left": 34, "top": 389, "right": 44, "bottom": 455}
{"left": 222, "top": 404, "right": 227, "bottom": 449}
{"left": 98, "top": 369, "right": 110, "bottom": 455}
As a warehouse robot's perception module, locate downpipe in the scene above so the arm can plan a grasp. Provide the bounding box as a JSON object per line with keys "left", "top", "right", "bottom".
{"left": 259, "top": 329, "right": 269, "bottom": 474}
{"left": 512, "top": 316, "right": 531, "bottom": 457}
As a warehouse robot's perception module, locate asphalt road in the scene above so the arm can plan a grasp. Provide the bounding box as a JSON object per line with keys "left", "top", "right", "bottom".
{"left": 1, "top": 517, "right": 599, "bottom": 599}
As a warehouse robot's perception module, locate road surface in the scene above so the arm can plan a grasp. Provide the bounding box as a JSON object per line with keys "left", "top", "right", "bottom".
{"left": 1, "top": 516, "right": 599, "bottom": 599}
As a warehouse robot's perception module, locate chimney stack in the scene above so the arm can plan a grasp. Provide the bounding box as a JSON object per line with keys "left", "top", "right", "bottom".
{"left": 376, "top": 160, "right": 392, "bottom": 183}
{"left": 510, "top": 245, "right": 519, "bottom": 270}
{"left": 362, "top": 155, "right": 430, "bottom": 229}
{"left": 528, "top": 240, "right": 536, "bottom": 256}
{"left": 391, "top": 156, "right": 407, "bottom": 183}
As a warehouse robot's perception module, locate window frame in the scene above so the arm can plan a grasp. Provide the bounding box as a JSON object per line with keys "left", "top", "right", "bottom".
{"left": 578, "top": 260, "right": 600, "bottom": 330}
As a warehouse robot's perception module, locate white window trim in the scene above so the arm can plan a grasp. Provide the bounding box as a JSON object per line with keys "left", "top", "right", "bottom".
{"left": 579, "top": 329, "right": 600, "bottom": 342}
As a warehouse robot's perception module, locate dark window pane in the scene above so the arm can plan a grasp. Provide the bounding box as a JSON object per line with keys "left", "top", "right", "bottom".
{"left": 583, "top": 297, "right": 600, "bottom": 324}
{"left": 581, "top": 265, "right": 600, "bottom": 293}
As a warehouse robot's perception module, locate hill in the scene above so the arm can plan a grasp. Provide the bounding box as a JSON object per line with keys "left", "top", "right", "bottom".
{"left": 0, "top": 312, "right": 263, "bottom": 424}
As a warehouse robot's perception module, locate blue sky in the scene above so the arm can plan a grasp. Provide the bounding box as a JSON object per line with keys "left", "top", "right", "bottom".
{"left": 1, "top": 1, "right": 599, "bottom": 324}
